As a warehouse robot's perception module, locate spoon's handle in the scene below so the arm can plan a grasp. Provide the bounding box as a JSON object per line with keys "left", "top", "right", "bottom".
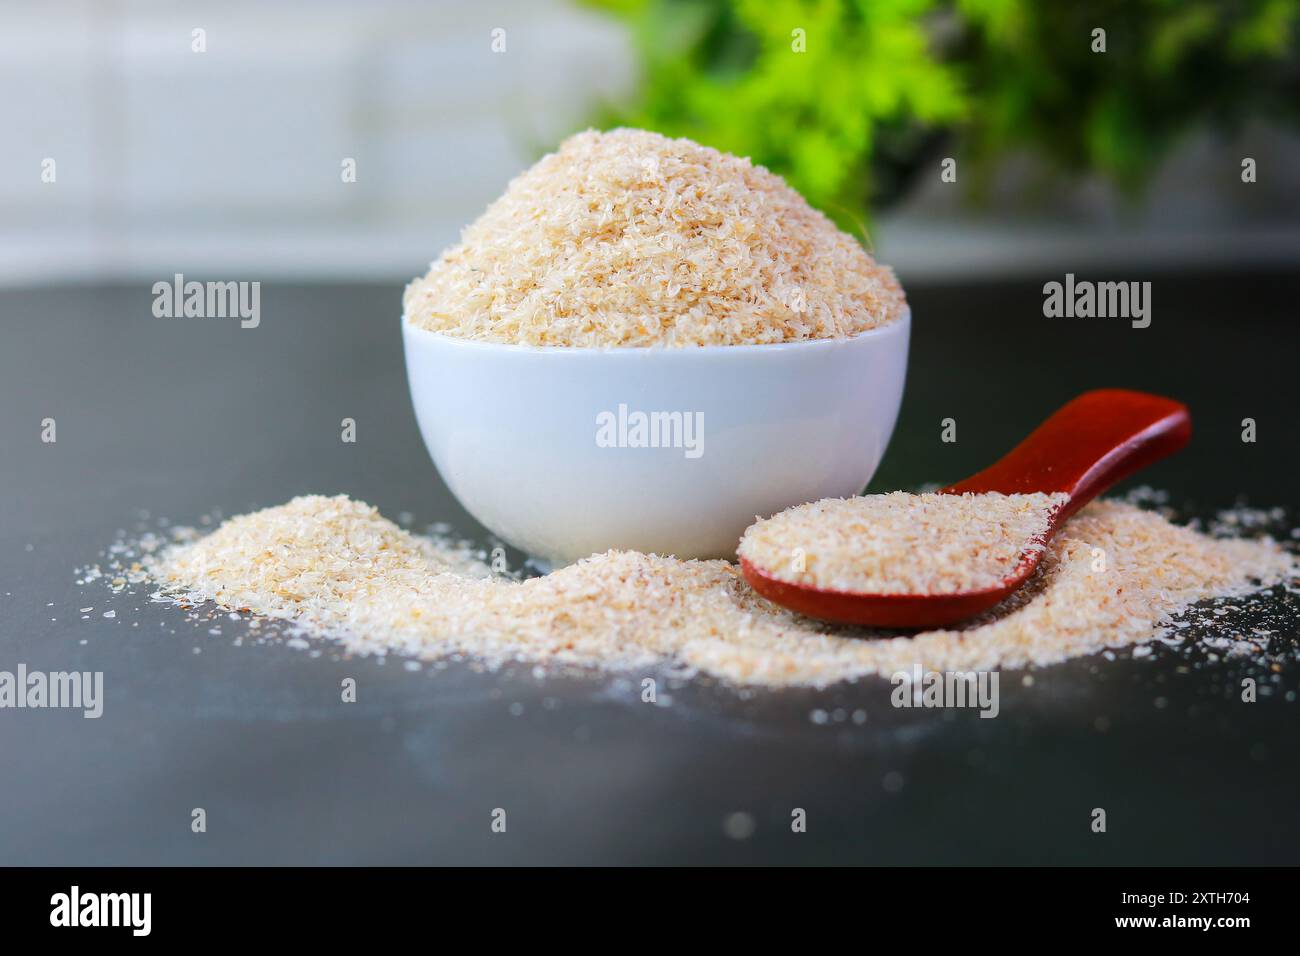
{"left": 943, "top": 389, "right": 1191, "bottom": 523}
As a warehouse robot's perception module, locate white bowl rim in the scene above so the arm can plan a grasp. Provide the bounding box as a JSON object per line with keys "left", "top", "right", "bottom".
{"left": 401, "top": 306, "right": 909, "bottom": 357}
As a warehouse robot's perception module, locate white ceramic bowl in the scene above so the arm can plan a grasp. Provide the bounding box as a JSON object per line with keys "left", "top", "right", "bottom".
{"left": 402, "top": 311, "right": 910, "bottom": 564}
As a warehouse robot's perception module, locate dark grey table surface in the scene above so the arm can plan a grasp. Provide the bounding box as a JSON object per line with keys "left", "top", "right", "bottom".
{"left": 1, "top": 273, "right": 1296, "bottom": 865}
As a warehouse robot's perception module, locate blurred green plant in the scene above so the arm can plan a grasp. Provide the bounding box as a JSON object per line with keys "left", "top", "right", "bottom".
{"left": 581, "top": 0, "right": 1299, "bottom": 227}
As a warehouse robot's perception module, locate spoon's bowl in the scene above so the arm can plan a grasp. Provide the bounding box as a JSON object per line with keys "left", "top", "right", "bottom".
{"left": 739, "top": 553, "right": 1037, "bottom": 629}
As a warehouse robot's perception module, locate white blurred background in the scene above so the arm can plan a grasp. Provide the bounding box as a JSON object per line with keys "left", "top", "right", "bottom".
{"left": 3, "top": 0, "right": 1299, "bottom": 286}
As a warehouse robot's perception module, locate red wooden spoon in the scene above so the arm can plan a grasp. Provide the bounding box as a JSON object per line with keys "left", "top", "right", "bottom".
{"left": 740, "top": 389, "right": 1191, "bottom": 628}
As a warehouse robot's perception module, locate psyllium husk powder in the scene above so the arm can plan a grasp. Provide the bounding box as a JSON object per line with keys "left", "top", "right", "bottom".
{"left": 81, "top": 492, "right": 1299, "bottom": 689}
{"left": 403, "top": 128, "right": 905, "bottom": 348}
{"left": 738, "top": 491, "right": 1070, "bottom": 595}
